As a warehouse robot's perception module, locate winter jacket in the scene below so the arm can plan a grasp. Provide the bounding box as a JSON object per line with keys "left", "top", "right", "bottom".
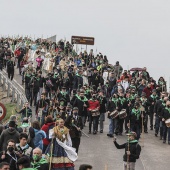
{"left": 33, "top": 129, "right": 46, "bottom": 150}
{"left": 0, "top": 128, "right": 20, "bottom": 151}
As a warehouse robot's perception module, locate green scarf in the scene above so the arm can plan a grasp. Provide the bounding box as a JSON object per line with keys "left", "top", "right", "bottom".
{"left": 20, "top": 123, "right": 29, "bottom": 128}
{"left": 60, "top": 91, "right": 67, "bottom": 96}
{"left": 76, "top": 73, "right": 82, "bottom": 78}
{"left": 53, "top": 73, "right": 59, "bottom": 78}
{"left": 77, "top": 95, "right": 88, "bottom": 102}
{"left": 31, "top": 158, "right": 48, "bottom": 169}
{"left": 127, "top": 139, "right": 138, "bottom": 143}
{"left": 112, "top": 98, "right": 119, "bottom": 106}
{"left": 151, "top": 94, "right": 158, "bottom": 100}
{"left": 119, "top": 97, "right": 126, "bottom": 105}
{"left": 165, "top": 107, "right": 170, "bottom": 113}
{"left": 132, "top": 108, "right": 141, "bottom": 120}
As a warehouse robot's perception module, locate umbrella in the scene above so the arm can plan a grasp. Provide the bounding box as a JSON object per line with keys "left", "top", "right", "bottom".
{"left": 130, "top": 67, "right": 145, "bottom": 71}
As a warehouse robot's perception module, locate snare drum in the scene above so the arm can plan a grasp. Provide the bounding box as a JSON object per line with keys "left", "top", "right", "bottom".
{"left": 91, "top": 110, "right": 100, "bottom": 117}
{"left": 119, "top": 109, "right": 127, "bottom": 119}
{"left": 165, "top": 118, "right": 170, "bottom": 127}
{"left": 110, "top": 110, "right": 119, "bottom": 119}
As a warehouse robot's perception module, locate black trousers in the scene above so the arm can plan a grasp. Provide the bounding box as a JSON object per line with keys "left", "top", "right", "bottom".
{"left": 7, "top": 69, "right": 14, "bottom": 80}
{"left": 89, "top": 115, "right": 99, "bottom": 132}
{"left": 30, "top": 90, "right": 38, "bottom": 106}
{"left": 71, "top": 137, "right": 80, "bottom": 153}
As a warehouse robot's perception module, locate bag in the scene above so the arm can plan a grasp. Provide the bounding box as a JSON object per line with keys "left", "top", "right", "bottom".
{"left": 46, "top": 79, "right": 53, "bottom": 88}
{"left": 46, "top": 124, "right": 54, "bottom": 141}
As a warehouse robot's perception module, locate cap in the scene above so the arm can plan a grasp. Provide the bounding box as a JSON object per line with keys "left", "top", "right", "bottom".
{"left": 73, "top": 107, "right": 79, "bottom": 110}
{"left": 10, "top": 115, "right": 17, "bottom": 121}
{"left": 152, "top": 89, "right": 156, "bottom": 93}
{"left": 141, "top": 92, "right": 146, "bottom": 97}
{"left": 126, "top": 131, "right": 137, "bottom": 138}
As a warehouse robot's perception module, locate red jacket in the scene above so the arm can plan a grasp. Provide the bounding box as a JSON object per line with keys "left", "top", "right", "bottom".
{"left": 143, "top": 87, "right": 153, "bottom": 98}
{"left": 88, "top": 100, "right": 100, "bottom": 111}
{"left": 41, "top": 122, "right": 55, "bottom": 146}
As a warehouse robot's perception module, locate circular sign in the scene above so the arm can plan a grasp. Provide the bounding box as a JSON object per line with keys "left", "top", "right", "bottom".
{"left": 0, "top": 103, "right": 6, "bottom": 121}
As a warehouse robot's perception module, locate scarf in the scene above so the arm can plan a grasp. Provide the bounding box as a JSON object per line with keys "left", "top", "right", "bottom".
{"left": 60, "top": 91, "right": 67, "bottom": 96}
{"left": 53, "top": 126, "right": 69, "bottom": 142}
{"left": 165, "top": 107, "right": 170, "bottom": 113}
{"left": 31, "top": 158, "right": 48, "bottom": 169}
{"left": 151, "top": 94, "right": 158, "bottom": 100}
{"left": 76, "top": 73, "right": 82, "bottom": 78}
{"left": 127, "top": 139, "right": 138, "bottom": 143}
{"left": 77, "top": 95, "right": 88, "bottom": 102}
{"left": 112, "top": 98, "right": 119, "bottom": 106}
{"left": 132, "top": 108, "right": 141, "bottom": 120}
{"left": 119, "top": 97, "right": 126, "bottom": 105}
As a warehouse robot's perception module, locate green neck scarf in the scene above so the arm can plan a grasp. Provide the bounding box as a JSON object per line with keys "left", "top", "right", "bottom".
{"left": 127, "top": 139, "right": 138, "bottom": 143}
{"left": 165, "top": 107, "right": 170, "bottom": 113}
{"left": 77, "top": 95, "right": 88, "bottom": 102}
{"left": 132, "top": 108, "right": 141, "bottom": 120}
{"left": 60, "top": 91, "right": 67, "bottom": 96}
{"left": 151, "top": 94, "right": 158, "bottom": 100}
{"left": 119, "top": 97, "right": 126, "bottom": 105}
{"left": 31, "top": 158, "right": 48, "bottom": 169}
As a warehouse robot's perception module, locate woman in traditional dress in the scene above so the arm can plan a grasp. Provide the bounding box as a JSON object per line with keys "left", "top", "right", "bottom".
{"left": 45, "top": 119, "right": 77, "bottom": 170}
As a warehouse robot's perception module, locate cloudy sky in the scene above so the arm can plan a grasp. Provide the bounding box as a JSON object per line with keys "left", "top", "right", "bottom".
{"left": 1, "top": 0, "right": 170, "bottom": 87}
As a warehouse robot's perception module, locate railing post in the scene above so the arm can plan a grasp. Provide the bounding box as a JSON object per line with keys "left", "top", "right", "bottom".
{"left": 3, "top": 77, "right": 6, "bottom": 91}
{"left": 12, "top": 87, "right": 15, "bottom": 102}
{"left": 17, "top": 93, "right": 20, "bottom": 110}
{"left": 7, "top": 82, "right": 10, "bottom": 97}
{"left": 0, "top": 74, "right": 2, "bottom": 86}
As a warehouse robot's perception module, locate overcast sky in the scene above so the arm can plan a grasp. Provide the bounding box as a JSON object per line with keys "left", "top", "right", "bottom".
{"left": 1, "top": 0, "right": 170, "bottom": 87}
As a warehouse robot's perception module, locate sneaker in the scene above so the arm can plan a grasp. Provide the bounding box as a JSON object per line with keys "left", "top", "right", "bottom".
{"left": 163, "top": 140, "right": 166, "bottom": 143}
{"left": 144, "top": 131, "right": 148, "bottom": 133}
{"left": 100, "top": 130, "right": 103, "bottom": 133}
{"left": 155, "top": 133, "right": 158, "bottom": 137}
{"left": 93, "top": 131, "right": 97, "bottom": 135}
{"left": 107, "top": 134, "right": 113, "bottom": 138}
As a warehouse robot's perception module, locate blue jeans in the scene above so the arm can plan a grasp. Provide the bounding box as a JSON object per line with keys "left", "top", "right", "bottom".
{"left": 100, "top": 113, "right": 105, "bottom": 130}
{"left": 155, "top": 115, "right": 163, "bottom": 136}
{"left": 163, "top": 124, "right": 170, "bottom": 141}
{"left": 109, "top": 119, "right": 115, "bottom": 135}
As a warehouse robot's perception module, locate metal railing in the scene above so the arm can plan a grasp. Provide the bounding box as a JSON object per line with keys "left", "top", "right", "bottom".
{"left": 0, "top": 70, "right": 28, "bottom": 110}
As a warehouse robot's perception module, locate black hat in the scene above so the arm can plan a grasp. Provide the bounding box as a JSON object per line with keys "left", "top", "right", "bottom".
{"left": 141, "top": 92, "right": 146, "bottom": 97}
{"left": 9, "top": 120, "right": 16, "bottom": 127}
{"left": 17, "top": 156, "right": 30, "bottom": 166}
{"left": 134, "top": 102, "right": 140, "bottom": 107}
{"left": 66, "top": 103, "right": 72, "bottom": 108}
{"left": 73, "top": 107, "right": 79, "bottom": 110}
{"left": 152, "top": 89, "right": 156, "bottom": 93}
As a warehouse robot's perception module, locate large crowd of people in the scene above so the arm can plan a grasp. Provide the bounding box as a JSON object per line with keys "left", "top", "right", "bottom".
{"left": 0, "top": 36, "right": 170, "bottom": 170}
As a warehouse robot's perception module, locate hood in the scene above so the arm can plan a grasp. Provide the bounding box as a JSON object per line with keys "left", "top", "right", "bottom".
{"left": 7, "top": 128, "right": 17, "bottom": 135}
{"left": 46, "top": 122, "right": 55, "bottom": 126}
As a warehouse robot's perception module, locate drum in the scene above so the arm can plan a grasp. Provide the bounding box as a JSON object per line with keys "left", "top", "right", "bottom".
{"left": 38, "top": 108, "right": 43, "bottom": 118}
{"left": 91, "top": 110, "right": 100, "bottom": 117}
{"left": 119, "top": 109, "right": 127, "bottom": 119}
{"left": 110, "top": 110, "right": 119, "bottom": 119}
{"left": 165, "top": 118, "right": 170, "bottom": 127}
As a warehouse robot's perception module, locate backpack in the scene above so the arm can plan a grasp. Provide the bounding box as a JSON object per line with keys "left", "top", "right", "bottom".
{"left": 46, "top": 124, "right": 54, "bottom": 141}
{"left": 46, "top": 79, "right": 53, "bottom": 88}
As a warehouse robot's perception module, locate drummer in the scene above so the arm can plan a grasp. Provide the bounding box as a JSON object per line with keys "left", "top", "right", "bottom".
{"left": 118, "top": 92, "right": 128, "bottom": 135}
{"left": 106, "top": 93, "right": 121, "bottom": 137}
{"left": 161, "top": 100, "right": 170, "bottom": 144}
